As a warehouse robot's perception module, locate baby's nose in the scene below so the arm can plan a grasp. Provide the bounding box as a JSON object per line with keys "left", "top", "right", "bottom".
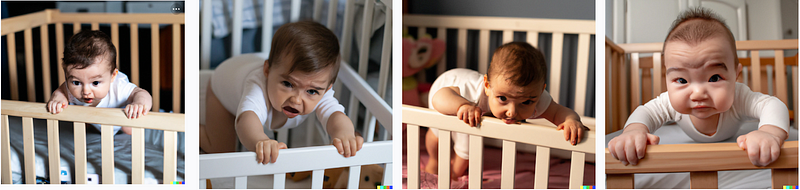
{"left": 690, "top": 85, "right": 708, "bottom": 101}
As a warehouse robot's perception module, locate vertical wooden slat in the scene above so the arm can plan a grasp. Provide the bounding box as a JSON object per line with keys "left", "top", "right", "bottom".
{"left": 231, "top": 0, "right": 243, "bottom": 57}
{"left": 111, "top": 23, "right": 119, "bottom": 67}
{"left": 327, "top": 0, "right": 338, "bottom": 30}
{"left": 151, "top": 24, "right": 160, "bottom": 111}
{"left": 131, "top": 128, "right": 144, "bottom": 184}
{"left": 340, "top": 0, "right": 354, "bottom": 61}
{"left": 774, "top": 50, "right": 788, "bottom": 104}
{"left": 407, "top": 124, "right": 420, "bottom": 189}
{"left": 502, "top": 30, "right": 513, "bottom": 43}
{"left": 91, "top": 22, "right": 98, "bottom": 31}
{"left": 478, "top": 29, "right": 489, "bottom": 74}
{"left": 24, "top": 28, "right": 35, "bottom": 102}
{"left": 74, "top": 122, "right": 87, "bottom": 184}
{"left": 7, "top": 33, "right": 18, "bottom": 100}
{"left": 41, "top": 24, "right": 52, "bottom": 101}
{"left": 752, "top": 51, "right": 763, "bottom": 93}
{"left": 56, "top": 23, "right": 65, "bottom": 85}
{"left": 771, "top": 168, "right": 798, "bottom": 189}
{"left": 263, "top": 0, "right": 274, "bottom": 53}
{"left": 349, "top": 0, "right": 374, "bottom": 129}
{"left": 550, "top": 32, "right": 564, "bottom": 103}
{"left": 172, "top": 24, "right": 181, "bottom": 113}
{"left": 23, "top": 117, "right": 34, "bottom": 184}
{"left": 606, "top": 46, "right": 613, "bottom": 134}
{"left": 573, "top": 33, "right": 590, "bottom": 116}
{"left": 630, "top": 53, "right": 641, "bottom": 110}
{"left": 73, "top": 22, "right": 80, "bottom": 33}
{"left": 618, "top": 52, "right": 628, "bottom": 130}
{"left": 101, "top": 124, "right": 114, "bottom": 184}
{"left": 47, "top": 120, "right": 61, "bottom": 184}
{"left": 312, "top": 169, "right": 324, "bottom": 189}
{"left": 534, "top": 146, "right": 550, "bottom": 189}
{"left": 437, "top": 27, "right": 447, "bottom": 75}
{"left": 1, "top": 115, "right": 11, "bottom": 184}
{"left": 163, "top": 130, "right": 177, "bottom": 183}
{"left": 234, "top": 176, "right": 247, "bottom": 189}
{"left": 273, "top": 173, "right": 286, "bottom": 188}
{"left": 500, "top": 140, "right": 516, "bottom": 189}
{"left": 468, "top": 135, "right": 483, "bottom": 189}
{"left": 347, "top": 165, "right": 362, "bottom": 189}
{"left": 438, "top": 129, "right": 451, "bottom": 189}
{"left": 383, "top": 163, "right": 393, "bottom": 186}
{"left": 290, "top": 0, "right": 301, "bottom": 22}
{"left": 653, "top": 52, "right": 663, "bottom": 95}
{"left": 690, "top": 171, "right": 717, "bottom": 189}
{"left": 313, "top": 0, "right": 323, "bottom": 22}
{"left": 201, "top": 0, "right": 213, "bottom": 69}
{"left": 130, "top": 23, "right": 140, "bottom": 85}
{"left": 607, "top": 174, "right": 634, "bottom": 189}
{"left": 793, "top": 66, "right": 798, "bottom": 124}
{"left": 527, "top": 31, "right": 539, "bottom": 48}
{"left": 568, "top": 151, "right": 585, "bottom": 189}
{"left": 378, "top": 11, "right": 392, "bottom": 99}
{"left": 457, "top": 28, "right": 467, "bottom": 68}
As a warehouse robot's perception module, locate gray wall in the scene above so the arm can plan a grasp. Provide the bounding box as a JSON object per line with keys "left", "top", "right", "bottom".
{"left": 408, "top": 0, "right": 595, "bottom": 20}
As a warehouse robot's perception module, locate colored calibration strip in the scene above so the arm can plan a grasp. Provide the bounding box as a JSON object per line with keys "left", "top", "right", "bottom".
{"left": 783, "top": 186, "right": 800, "bottom": 189}
{"left": 171, "top": 181, "right": 186, "bottom": 184}
{"left": 581, "top": 185, "right": 596, "bottom": 189}
{"left": 377, "top": 185, "right": 393, "bottom": 189}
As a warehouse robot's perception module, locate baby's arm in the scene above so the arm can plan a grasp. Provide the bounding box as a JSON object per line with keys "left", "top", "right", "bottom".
{"left": 737, "top": 125, "right": 787, "bottom": 167}
{"left": 607, "top": 123, "right": 660, "bottom": 166}
{"left": 431, "top": 86, "right": 483, "bottom": 127}
{"left": 735, "top": 87, "right": 790, "bottom": 166}
{"left": 325, "top": 111, "right": 363, "bottom": 158}
{"left": 237, "top": 111, "right": 287, "bottom": 164}
{"left": 538, "top": 100, "right": 588, "bottom": 145}
{"left": 124, "top": 87, "right": 152, "bottom": 119}
{"left": 47, "top": 82, "right": 70, "bottom": 114}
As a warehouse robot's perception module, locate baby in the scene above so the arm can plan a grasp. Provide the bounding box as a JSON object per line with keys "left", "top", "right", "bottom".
{"left": 426, "top": 42, "right": 588, "bottom": 178}
{"left": 46, "top": 30, "right": 152, "bottom": 135}
{"left": 200, "top": 21, "right": 363, "bottom": 164}
{"left": 608, "top": 7, "right": 789, "bottom": 167}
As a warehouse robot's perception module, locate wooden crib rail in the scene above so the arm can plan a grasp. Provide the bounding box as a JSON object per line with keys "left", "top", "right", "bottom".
{"left": 199, "top": 141, "right": 393, "bottom": 189}
{"left": 1, "top": 100, "right": 184, "bottom": 184}
{"left": 605, "top": 141, "right": 799, "bottom": 189}
{"left": 403, "top": 105, "right": 595, "bottom": 189}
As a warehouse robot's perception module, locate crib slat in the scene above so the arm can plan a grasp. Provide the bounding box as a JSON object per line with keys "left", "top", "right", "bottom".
{"left": 262, "top": 0, "right": 274, "bottom": 54}
{"left": 606, "top": 46, "right": 613, "bottom": 133}
{"left": 690, "top": 171, "right": 717, "bottom": 189}
{"left": 151, "top": 23, "right": 160, "bottom": 112}
{"left": 503, "top": 30, "right": 513, "bottom": 43}
{"left": 607, "top": 174, "right": 634, "bottom": 189}
{"left": 348, "top": 165, "right": 362, "bottom": 189}
{"left": 752, "top": 50, "right": 763, "bottom": 94}
{"left": 500, "top": 140, "right": 516, "bottom": 189}
{"left": 73, "top": 22, "right": 80, "bottom": 33}
{"left": 568, "top": 151, "right": 585, "bottom": 189}
{"left": 1, "top": 115, "right": 11, "bottom": 184}
{"left": 23, "top": 117, "right": 35, "bottom": 184}
{"left": 340, "top": 0, "right": 354, "bottom": 61}
{"left": 41, "top": 24, "right": 51, "bottom": 101}
{"left": 771, "top": 168, "right": 798, "bottom": 189}
{"left": 312, "top": 169, "right": 324, "bottom": 189}
{"left": 173, "top": 23, "right": 182, "bottom": 113}
{"left": 478, "top": 29, "right": 489, "bottom": 74}
{"left": 630, "top": 53, "right": 641, "bottom": 110}
{"left": 234, "top": 176, "right": 247, "bottom": 189}
{"left": 794, "top": 66, "right": 798, "bottom": 123}
{"left": 7, "top": 32, "right": 18, "bottom": 100}
{"left": 201, "top": 0, "right": 212, "bottom": 70}
{"left": 534, "top": 146, "right": 550, "bottom": 189}
{"left": 91, "top": 22, "right": 98, "bottom": 30}
{"left": 438, "top": 129, "right": 451, "bottom": 189}
{"left": 74, "top": 122, "right": 87, "bottom": 184}
{"left": 131, "top": 23, "right": 140, "bottom": 85}
{"left": 527, "top": 31, "right": 538, "bottom": 48}
{"left": 573, "top": 33, "right": 590, "bottom": 116}
{"left": 378, "top": 11, "right": 392, "bottom": 98}
{"left": 132, "top": 127, "right": 144, "bottom": 184}
{"left": 164, "top": 130, "right": 178, "bottom": 183}
{"left": 550, "top": 32, "right": 564, "bottom": 103}
{"left": 47, "top": 120, "right": 60, "bottom": 184}
{"left": 383, "top": 163, "right": 393, "bottom": 186}
{"left": 407, "top": 124, "right": 420, "bottom": 189}
{"left": 101, "top": 124, "right": 114, "bottom": 184}
{"left": 327, "top": 0, "right": 338, "bottom": 30}
{"left": 273, "top": 173, "right": 286, "bottom": 189}
{"left": 56, "top": 23, "right": 65, "bottom": 85}
{"left": 437, "top": 27, "right": 446, "bottom": 75}
{"left": 775, "top": 50, "right": 788, "bottom": 104}
{"left": 457, "top": 28, "right": 467, "bottom": 68}
{"left": 24, "top": 28, "right": 35, "bottom": 102}
{"left": 350, "top": 0, "right": 375, "bottom": 130}
{"left": 313, "top": 0, "right": 323, "bottom": 22}
{"left": 231, "top": 0, "right": 242, "bottom": 57}
{"left": 468, "top": 135, "right": 483, "bottom": 189}
{"left": 290, "top": 0, "right": 301, "bottom": 22}
{"left": 111, "top": 23, "right": 119, "bottom": 67}
{"left": 653, "top": 52, "right": 663, "bottom": 96}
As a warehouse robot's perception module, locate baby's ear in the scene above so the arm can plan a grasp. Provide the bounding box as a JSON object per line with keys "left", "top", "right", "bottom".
{"left": 263, "top": 59, "right": 270, "bottom": 76}
{"left": 112, "top": 68, "right": 119, "bottom": 78}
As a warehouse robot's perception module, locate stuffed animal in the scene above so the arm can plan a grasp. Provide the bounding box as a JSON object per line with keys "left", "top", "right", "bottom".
{"left": 402, "top": 29, "right": 445, "bottom": 107}
{"left": 287, "top": 164, "right": 385, "bottom": 189}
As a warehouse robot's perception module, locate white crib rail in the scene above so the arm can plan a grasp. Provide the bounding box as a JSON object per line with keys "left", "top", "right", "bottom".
{"left": 199, "top": 141, "right": 392, "bottom": 189}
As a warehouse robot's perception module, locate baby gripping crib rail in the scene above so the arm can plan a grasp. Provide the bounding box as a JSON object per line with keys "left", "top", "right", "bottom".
{"left": 605, "top": 141, "right": 799, "bottom": 189}
{"left": 403, "top": 105, "right": 596, "bottom": 189}
{"left": 0, "top": 100, "right": 185, "bottom": 184}
{"left": 198, "top": 141, "right": 393, "bottom": 189}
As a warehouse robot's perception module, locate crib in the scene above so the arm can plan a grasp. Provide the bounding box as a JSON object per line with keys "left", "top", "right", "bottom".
{"left": 605, "top": 38, "right": 799, "bottom": 188}
{"left": 0, "top": 9, "right": 185, "bottom": 184}
{"left": 198, "top": 0, "right": 393, "bottom": 188}
{"left": 402, "top": 14, "right": 596, "bottom": 189}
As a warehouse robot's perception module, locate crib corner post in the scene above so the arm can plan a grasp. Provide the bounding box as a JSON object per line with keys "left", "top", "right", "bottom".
{"left": 607, "top": 174, "right": 634, "bottom": 189}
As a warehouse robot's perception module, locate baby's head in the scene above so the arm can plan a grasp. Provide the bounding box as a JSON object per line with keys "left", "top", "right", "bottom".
{"left": 62, "top": 30, "right": 118, "bottom": 105}
{"left": 264, "top": 21, "right": 340, "bottom": 118}
{"left": 483, "top": 42, "right": 548, "bottom": 124}
{"left": 662, "top": 7, "right": 742, "bottom": 119}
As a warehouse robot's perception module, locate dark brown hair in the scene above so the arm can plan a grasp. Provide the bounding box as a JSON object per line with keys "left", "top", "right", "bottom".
{"left": 663, "top": 7, "right": 738, "bottom": 64}
{"left": 62, "top": 30, "right": 117, "bottom": 74}
{"left": 487, "top": 42, "right": 547, "bottom": 87}
{"left": 268, "top": 21, "right": 341, "bottom": 85}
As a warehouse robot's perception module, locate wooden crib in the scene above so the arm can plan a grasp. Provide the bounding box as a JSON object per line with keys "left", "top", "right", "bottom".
{"left": 402, "top": 14, "right": 596, "bottom": 189}
{"left": 1, "top": 9, "right": 185, "bottom": 184}
{"left": 605, "top": 38, "right": 799, "bottom": 188}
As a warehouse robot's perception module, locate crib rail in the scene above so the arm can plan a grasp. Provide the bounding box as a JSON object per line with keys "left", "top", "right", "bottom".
{"left": 2, "top": 9, "right": 185, "bottom": 113}
{"left": 199, "top": 141, "right": 392, "bottom": 189}
{"left": 605, "top": 141, "right": 799, "bottom": 189}
{"left": 403, "top": 105, "right": 595, "bottom": 189}
{"left": 0, "top": 100, "right": 185, "bottom": 184}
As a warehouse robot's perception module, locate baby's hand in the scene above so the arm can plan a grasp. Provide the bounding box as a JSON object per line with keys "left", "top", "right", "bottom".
{"left": 332, "top": 132, "right": 364, "bottom": 158}
{"left": 737, "top": 130, "right": 783, "bottom": 167}
{"left": 607, "top": 124, "right": 659, "bottom": 166}
{"left": 255, "top": 139, "right": 287, "bottom": 164}
{"left": 47, "top": 97, "right": 68, "bottom": 114}
{"left": 124, "top": 103, "right": 150, "bottom": 119}
{"left": 556, "top": 119, "right": 589, "bottom": 145}
{"left": 456, "top": 103, "right": 483, "bottom": 127}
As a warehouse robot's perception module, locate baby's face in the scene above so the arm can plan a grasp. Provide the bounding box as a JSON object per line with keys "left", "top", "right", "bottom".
{"left": 65, "top": 61, "right": 116, "bottom": 106}
{"left": 264, "top": 58, "right": 334, "bottom": 118}
{"left": 663, "top": 35, "right": 741, "bottom": 119}
{"left": 484, "top": 75, "right": 545, "bottom": 124}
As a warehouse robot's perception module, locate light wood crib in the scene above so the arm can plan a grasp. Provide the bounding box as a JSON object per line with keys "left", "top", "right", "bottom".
{"left": 198, "top": 0, "right": 393, "bottom": 188}
{"left": 402, "top": 15, "right": 596, "bottom": 189}
{"left": 1, "top": 9, "right": 185, "bottom": 184}
{"left": 605, "top": 38, "right": 799, "bottom": 188}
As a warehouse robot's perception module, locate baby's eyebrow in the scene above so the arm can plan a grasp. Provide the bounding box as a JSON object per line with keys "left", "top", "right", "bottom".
{"left": 707, "top": 63, "right": 727, "bottom": 71}
{"left": 666, "top": 67, "right": 687, "bottom": 74}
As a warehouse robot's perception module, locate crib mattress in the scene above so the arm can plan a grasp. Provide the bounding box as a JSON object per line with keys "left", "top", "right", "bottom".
{"left": 605, "top": 121, "right": 799, "bottom": 189}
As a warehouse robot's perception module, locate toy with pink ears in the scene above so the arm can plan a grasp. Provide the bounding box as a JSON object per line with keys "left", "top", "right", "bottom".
{"left": 402, "top": 28, "right": 446, "bottom": 107}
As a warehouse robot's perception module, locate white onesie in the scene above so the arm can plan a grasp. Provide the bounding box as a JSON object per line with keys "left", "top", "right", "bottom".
{"left": 211, "top": 53, "right": 345, "bottom": 140}
{"left": 427, "top": 68, "right": 552, "bottom": 159}
{"left": 625, "top": 83, "right": 789, "bottom": 142}
{"left": 67, "top": 72, "right": 138, "bottom": 135}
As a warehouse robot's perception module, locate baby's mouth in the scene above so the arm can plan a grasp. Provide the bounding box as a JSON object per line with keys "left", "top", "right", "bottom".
{"left": 83, "top": 98, "right": 94, "bottom": 103}
{"left": 283, "top": 106, "right": 300, "bottom": 118}
{"left": 502, "top": 118, "right": 519, "bottom": 124}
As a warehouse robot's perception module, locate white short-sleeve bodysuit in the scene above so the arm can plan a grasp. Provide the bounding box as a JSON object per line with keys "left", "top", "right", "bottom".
{"left": 68, "top": 72, "right": 138, "bottom": 135}
{"left": 427, "top": 68, "right": 552, "bottom": 159}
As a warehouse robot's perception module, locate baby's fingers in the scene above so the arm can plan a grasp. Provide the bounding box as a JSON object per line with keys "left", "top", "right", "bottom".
{"left": 570, "top": 126, "right": 577, "bottom": 145}
{"left": 736, "top": 135, "right": 747, "bottom": 150}
{"left": 577, "top": 126, "right": 584, "bottom": 144}
{"left": 356, "top": 136, "right": 364, "bottom": 151}
{"left": 624, "top": 140, "right": 638, "bottom": 165}
{"left": 270, "top": 142, "right": 280, "bottom": 163}
{"left": 349, "top": 138, "right": 358, "bottom": 157}
{"left": 342, "top": 139, "right": 352, "bottom": 157}
{"left": 333, "top": 138, "right": 344, "bottom": 155}
{"left": 255, "top": 141, "right": 264, "bottom": 164}
{"left": 746, "top": 141, "right": 760, "bottom": 166}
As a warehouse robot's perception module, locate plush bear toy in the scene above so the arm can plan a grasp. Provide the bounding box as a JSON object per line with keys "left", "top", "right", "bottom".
{"left": 402, "top": 29, "right": 445, "bottom": 107}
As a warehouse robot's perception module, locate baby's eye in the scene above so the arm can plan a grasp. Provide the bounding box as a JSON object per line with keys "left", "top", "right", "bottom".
{"left": 92, "top": 81, "right": 100, "bottom": 86}
{"left": 307, "top": 89, "right": 319, "bottom": 95}
{"left": 676, "top": 78, "right": 688, "bottom": 84}
{"left": 708, "top": 74, "right": 722, "bottom": 82}
{"left": 498, "top": 96, "right": 507, "bottom": 102}
{"left": 522, "top": 100, "right": 534, "bottom": 105}
{"left": 281, "top": 81, "right": 292, "bottom": 88}
{"left": 71, "top": 81, "right": 80, "bottom": 86}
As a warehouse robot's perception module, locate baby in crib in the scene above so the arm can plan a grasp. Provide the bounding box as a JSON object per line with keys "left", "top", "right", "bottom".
{"left": 608, "top": 7, "right": 789, "bottom": 167}
{"left": 200, "top": 21, "right": 363, "bottom": 164}
{"left": 46, "top": 30, "right": 152, "bottom": 135}
{"left": 426, "top": 42, "right": 589, "bottom": 178}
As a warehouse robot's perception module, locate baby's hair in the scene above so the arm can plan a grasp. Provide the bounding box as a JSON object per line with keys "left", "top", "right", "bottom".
{"left": 268, "top": 21, "right": 340, "bottom": 85}
{"left": 487, "top": 42, "right": 547, "bottom": 87}
{"left": 63, "top": 30, "right": 117, "bottom": 74}
{"left": 663, "top": 7, "right": 738, "bottom": 64}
